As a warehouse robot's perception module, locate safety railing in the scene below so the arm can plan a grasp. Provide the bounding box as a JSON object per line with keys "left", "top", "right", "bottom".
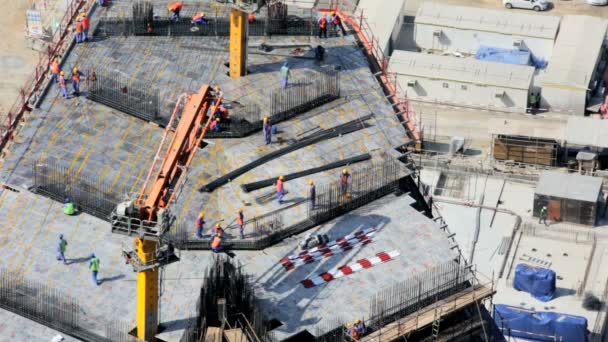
{"left": 0, "top": 0, "right": 91, "bottom": 154}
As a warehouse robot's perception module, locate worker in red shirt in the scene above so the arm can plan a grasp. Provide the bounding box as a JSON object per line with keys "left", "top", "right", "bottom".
{"left": 194, "top": 212, "right": 205, "bottom": 238}
{"left": 50, "top": 57, "right": 60, "bottom": 83}
{"left": 340, "top": 169, "right": 350, "bottom": 197}
{"left": 248, "top": 13, "right": 255, "bottom": 23}
{"left": 236, "top": 209, "right": 244, "bottom": 239}
{"left": 276, "top": 176, "right": 285, "bottom": 204}
{"left": 58, "top": 71, "right": 68, "bottom": 98}
{"left": 318, "top": 14, "right": 328, "bottom": 39}
{"left": 210, "top": 118, "right": 220, "bottom": 132}
{"left": 75, "top": 19, "right": 83, "bottom": 43}
{"left": 168, "top": 2, "right": 183, "bottom": 22}
{"left": 81, "top": 13, "right": 90, "bottom": 41}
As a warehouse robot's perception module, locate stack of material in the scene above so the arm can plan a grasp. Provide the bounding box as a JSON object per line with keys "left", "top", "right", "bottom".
{"left": 493, "top": 135, "right": 558, "bottom": 166}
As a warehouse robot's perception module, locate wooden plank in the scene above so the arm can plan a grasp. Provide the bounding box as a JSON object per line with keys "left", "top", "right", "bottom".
{"left": 205, "top": 327, "right": 222, "bottom": 342}
{"left": 224, "top": 328, "right": 247, "bottom": 342}
{"left": 361, "top": 285, "right": 495, "bottom": 342}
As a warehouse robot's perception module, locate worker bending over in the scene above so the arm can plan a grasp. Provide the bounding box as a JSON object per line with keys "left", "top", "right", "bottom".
{"left": 168, "top": 2, "right": 183, "bottom": 22}
{"left": 195, "top": 211, "right": 205, "bottom": 238}
{"left": 191, "top": 12, "right": 207, "bottom": 25}
{"left": 331, "top": 12, "right": 346, "bottom": 36}
{"left": 63, "top": 197, "right": 76, "bottom": 215}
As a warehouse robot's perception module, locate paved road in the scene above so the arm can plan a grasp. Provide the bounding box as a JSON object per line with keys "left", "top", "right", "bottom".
{"left": 405, "top": 0, "right": 608, "bottom": 16}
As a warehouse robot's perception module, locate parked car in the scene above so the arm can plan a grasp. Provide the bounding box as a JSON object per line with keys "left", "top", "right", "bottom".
{"left": 503, "top": 0, "right": 550, "bottom": 11}
{"left": 587, "top": 0, "right": 608, "bottom": 5}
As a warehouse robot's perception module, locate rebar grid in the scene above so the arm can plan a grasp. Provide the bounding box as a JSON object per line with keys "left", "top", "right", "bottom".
{"left": 0, "top": 269, "right": 136, "bottom": 342}
{"left": 87, "top": 68, "right": 160, "bottom": 124}
{"left": 32, "top": 160, "right": 122, "bottom": 220}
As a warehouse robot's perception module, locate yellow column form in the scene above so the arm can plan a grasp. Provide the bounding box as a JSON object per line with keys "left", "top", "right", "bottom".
{"left": 136, "top": 239, "right": 159, "bottom": 341}
{"left": 229, "top": 8, "right": 247, "bottom": 79}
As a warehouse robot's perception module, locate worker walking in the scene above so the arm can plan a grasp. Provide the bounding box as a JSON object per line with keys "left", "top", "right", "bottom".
{"left": 56, "top": 234, "right": 68, "bottom": 264}
{"left": 340, "top": 169, "right": 350, "bottom": 198}
{"left": 236, "top": 209, "right": 245, "bottom": 239}
{"left": 331, "top": 12, "right": 346, "bottom": 36}
{"left": 81, "top": 13, "right": 90, "bottom": 41}
{"left": 89, "top": 253, "right": 100, "bottom": 285}
{"left": 263, "top": 117, "right": 272, "bottom": 145}
{"left": 168, "top": 2, "right": 183, "bottom": 22}
{"left": 195, "top": 212, "right": 205, "bottom": 238}
{"left": 318, "top": 14, "right": 328, "bottom": 39}
{"left": 191, "top": 12, "right": 207, "bottom": 25}
{"left": 71, "top": 67, "right": 83, "bottom": 96}
{"left": 211, "top": 231, "right": 223, "bottom": 253}
{"left": 59, "top": 71, "right": 68, "bottom": 98}
{"left": 75, "top": 19, "right": 83, "bottom": 44}
{"left": 50, "top": 57, "right": 60, "bottom": 83}
{"left": 280, "top": 62, "right": 290, "bottom": 89}
{"left": 539, "top": 206, "right": 548, "bottom": 226}
{"left": 309, "top": 180, "right": 316, "bottom": 209}
{"left": 276, "top": 176, "right": 285, "bottom": 204}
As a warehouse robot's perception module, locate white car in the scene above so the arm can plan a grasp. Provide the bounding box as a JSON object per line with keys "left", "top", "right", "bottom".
{"left": 587, "top": 0, "right": 608, "bottom": 5}
{"left": 503, "top": 0, "right": 550, "bottom": 11}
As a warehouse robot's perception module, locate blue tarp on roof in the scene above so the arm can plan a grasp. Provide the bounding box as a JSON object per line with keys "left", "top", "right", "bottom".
{"left": 494, "top": 304, "right": 589, "bottom": 342}
{"left": 475, "top": 45, "right": 547, "bottom": 69}
{"left": 513, "top": 264, "right": 556, "bottom": 302}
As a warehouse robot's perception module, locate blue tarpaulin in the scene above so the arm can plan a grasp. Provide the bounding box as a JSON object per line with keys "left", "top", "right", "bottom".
{"left": 475, "top": 45, "right": 547, "bottom": 69}
{"left": 514, "top": 263, "right": 556, "bottom": 302}
{"left": 494, "top": 304, "right": 589, "bottom": 342}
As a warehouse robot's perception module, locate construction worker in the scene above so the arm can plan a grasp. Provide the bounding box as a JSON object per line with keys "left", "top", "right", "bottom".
{"left": 276, "top": 176, "right": 285, "bottom": 204}
{"left": 63, "top": 197, "right": 76, "bottom": 215}
{"left": 345, "top": 322, "right": 360, "bottom": 340}
{"left": 58, "top": 71, "right": 68, "bottom": 98}
{"left": 50, "top": 57, "right": 60, "bottom": 83}
{"left": 315, "top": 45, "right": 325, "bottom": 62}
{"left": 168, "top": 2, "right": 183, "bottom": 22}
{"left": 81, "top": 13, "right": 90, "bottom": 41}
{"left": 340, "top": 169, "right": 351, "bottom": 197}
{"left": 248, "top": 13, "right": 255, "bottom": 24}
{"left": 263, "top": 117, "right": 272, "bottom": 145}
{"left": 218, "top": 104, "right": 229, "bottom": 119}
{"left": 280, "top": 61, "right": 290, "bottom": 89}
{"left": 213, "top": 85, "right": 223, "bottom": 99}
{"left": 354, "top": 319, "right": 366, "bottom": 336}
{"left": 191, "top": 12, "right": 207, "bottom": 25}
{"left": 528, "top": 92, "right": 538, "bottom": 114}
{"left": 56, "top": 234, "right": 68, "bottom": 264}
{"left": 318, "top": 13, "right": 328, "bottom": 39}
{"left": 236, "top": 209, "right": 245, "bottom": 239}
{"left": 212, "top": 223, "right": 224, "bottom": 237}
{"left": 75, "top": 18, "right": 83, "bottom": 44}
{"left": 539, "top": 206, "right": 548, "bottom": 226}
{"left": 309, "top": 180, "right": 316, "bottom": 208}
{"left": 211, "top": 231, "right": 223, "bottom": 253}
{"left": 195, "top": 211, "right": 205, "bottom": 238}
{"left": 71, "top": 67, "right": 83, "bottom": 96}
{"left": 89, "top": 253, "right": 100, "bottom": 285}
{"left": 210, "top": 118, "right": 220, "bottom": 132}
{"left": 331, "top": 12, "right": 347, "bottom": 36}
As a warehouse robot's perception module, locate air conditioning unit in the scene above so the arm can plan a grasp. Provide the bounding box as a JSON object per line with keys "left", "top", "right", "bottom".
{"left": 495, "top": 91, "right": 505, "bottom": 98}
{"left": 407, "top": 80, "right": 417, "bottom": 87}
{"left": 433, "top": 29, "right": 442, "bottom": 37}
{"left": 513, "top": 39, "right": 524, "bottom": 48}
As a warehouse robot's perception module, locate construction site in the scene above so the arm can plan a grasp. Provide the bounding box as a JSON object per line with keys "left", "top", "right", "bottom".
{"left": 1, "top": 0, "right": 608, "bottom": 341}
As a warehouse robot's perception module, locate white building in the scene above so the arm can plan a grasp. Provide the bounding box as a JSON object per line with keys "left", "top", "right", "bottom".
{"left": 541, "top": 16, "right": 608, "bottom": 116}
{"left": 414, "top": 3, "right": 560, "bottom": 63}
{"left": 356, "top": 0, "right": 406, "bottom": 56}
{"left": 390, "top": 51, "right": 535, "bottom": 112}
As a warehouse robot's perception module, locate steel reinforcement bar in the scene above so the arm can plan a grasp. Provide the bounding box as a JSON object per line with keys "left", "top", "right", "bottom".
{"left": 241, "top": 153, "right": 370, "bottom": 192}
{"left": 199, "top": 114, "right": 372, "bottom": 192}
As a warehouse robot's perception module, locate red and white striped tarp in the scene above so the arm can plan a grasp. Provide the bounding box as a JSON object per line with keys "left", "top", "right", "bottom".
{"left": 300, "top": 250, "right": 400, "bottom": 288}
{"left": 280, "top": 227, "right": 377, "bottom": 271}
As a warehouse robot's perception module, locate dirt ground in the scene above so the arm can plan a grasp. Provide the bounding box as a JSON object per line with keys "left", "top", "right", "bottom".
{"left": 0, "top": 0, "right": 40, "bottom": 115}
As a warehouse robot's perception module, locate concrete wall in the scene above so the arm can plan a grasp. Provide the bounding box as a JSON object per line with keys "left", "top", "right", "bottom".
{"left": 397, "top": 74, "right": 531, "bottom": 112}
{"left": 541, "top": 86, "right": 588, "bottom": 116}
{"left": 414, "top": 23, "right": 554, "bottom": 62}
{"left": 357, "top": 0, "right": 406, "bottom": 56}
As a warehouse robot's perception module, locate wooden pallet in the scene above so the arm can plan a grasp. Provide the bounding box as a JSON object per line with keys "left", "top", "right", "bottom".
{"left": 224, "top": 328, "right": 247, "bottom": 342}
{"left": 205, "top": 327, "right": 222, "bottom": 342}
{"left": 361, "top": 285, "right": 495, "bottom": 342}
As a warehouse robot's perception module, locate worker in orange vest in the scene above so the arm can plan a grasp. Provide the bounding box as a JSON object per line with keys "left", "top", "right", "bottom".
{"left": 191, "top": 11, "right": 207, "bottom": 25}
{"left": 340, "top": 169, "right": 350, "bottom": 197}
{"left": 248, "top": 13, "right": 255, "bottom": 23}
{"left": 50, "top": 57, "right": 60, "bottom": 83}
{"left": 58, "top": 71, "right": 68, "bottom": 98}
{"left": 276, "top": 175, "right": 285, "bottom": 204}
{"left": 168, "top": 2, "right": 183, "bottom": 21}
{"left": 331, "top": 12, "right": 346, "bottom": 36}
{"left": 211, "top": 231, "right": 223, "bottom": 253}
{"left": 318, "top": 14, "right": 328, "bottom": 39}
{"left": 210, "top": 118, "right": 220, "bottom": 132}
{"left": 236, "top": 209, "right": 245, "bottom": 239}
{"left": 71, "top": 67, "right": 83, "bottom": 96}
{"left": 81, "top": 13, "right": 90, "bottom": 41}
{"left": 218, "top": 104, "right": 229, "bottom": 119}
{"left": 75, "top": 19, "right": 83, "bottom": 44}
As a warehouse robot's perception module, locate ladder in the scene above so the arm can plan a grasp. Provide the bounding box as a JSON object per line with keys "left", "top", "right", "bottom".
{"left": 431, "top": 306, "right": 442, "bottom": 340}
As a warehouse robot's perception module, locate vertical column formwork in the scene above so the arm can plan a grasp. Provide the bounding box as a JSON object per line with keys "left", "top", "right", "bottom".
{"left": 229, "top": 9, "right": 248, "bottom": 79}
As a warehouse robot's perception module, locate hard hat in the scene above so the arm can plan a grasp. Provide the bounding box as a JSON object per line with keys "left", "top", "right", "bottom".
{"left": 198, "top": 211, "right": 205, "bottom": 218}
{"left": 215, "top": 118, "right": 220, "bottom": 122}
{"left": 59, "top": 234, "right": 63, "bottom": 239}
{"left": 200, "top": 11, "right": 206, "bottom": 16}
{"left": 342, "top": 169, "right": 347, "bottom": 174}
{"left": 81, "top": 12, "right": 87, "bottom": 17}
{"left": 90, "top": 253, "right": 95, "bottom": 258}
{"left": 237, "top": 209, "right": 242, "bottom": 213}
{"left": 54, "top": 57, "right": 58, "bottom": 61}
{"left": 263, "top": 117, "right": 268, "bottom": 122}
{"left": 309, "top": 180, "right": 314, "bottom": 185}
{"left": 73, "top": 67, "right": 78, "bottom": 73}
{"left": 354, "top": 319, "right": 361, "bottom": 324}
{"left": 279, "top": 176, "right": 284, "bottom": 180}
{"left": 346, "top": 322, "right": 352, "bottom": 328}
{"left": 214, "top": 85, "right": 220, "bottom": 91}
{"left": 330, "top": 11, "right": 335, "bottom": 16}
{"left": 60, "top": 71, "right": 65, "bottom": 75}
{"left": 215, "top": 223, "right": 221, "bottom": 228}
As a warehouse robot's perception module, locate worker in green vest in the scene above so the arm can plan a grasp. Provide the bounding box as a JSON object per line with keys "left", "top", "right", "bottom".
{"left": 56, "top": 234, "right": 68, "bottom": 264}
{"left": 89, "top": 253, "right": 100, "bottom": 285}
{"left": 63, "top": 197, "right": 76, "bottom": 215}
{"left": 539, "top": 206, "right": 548, "bottom": 226}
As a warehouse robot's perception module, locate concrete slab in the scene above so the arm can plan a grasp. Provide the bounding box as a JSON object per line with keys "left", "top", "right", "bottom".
{"left": 0, "top": 309, "right": 82, "bottom": 342}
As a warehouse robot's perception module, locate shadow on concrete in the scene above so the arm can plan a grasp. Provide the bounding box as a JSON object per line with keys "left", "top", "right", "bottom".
{"left": 99, "top": 274, "right": 126, "bottom": 284}
{"left": 66, "top": 256, "right": 91, "bottom": 265}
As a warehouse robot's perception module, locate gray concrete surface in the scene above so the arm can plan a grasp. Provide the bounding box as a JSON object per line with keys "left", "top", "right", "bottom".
{"left": 0, "top": 308, "right": 82, "bottom": 342}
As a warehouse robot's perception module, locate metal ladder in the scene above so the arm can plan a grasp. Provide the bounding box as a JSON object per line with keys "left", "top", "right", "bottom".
{"left": 431, "top": 306, "right": 443, "bottom": 340}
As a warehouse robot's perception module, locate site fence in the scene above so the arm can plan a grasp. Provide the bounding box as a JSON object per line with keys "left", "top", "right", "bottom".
{"left": 32, "top": 160, "right": 122, "bottom": 220}
{"left": 87, "top": 68, "right": 160, "bottom": 124}
{"left": 205, "top": 71, "right": 340, "bottom": 138}
{"left": 0, "top": 269, "right": 137, "bottom": 342}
